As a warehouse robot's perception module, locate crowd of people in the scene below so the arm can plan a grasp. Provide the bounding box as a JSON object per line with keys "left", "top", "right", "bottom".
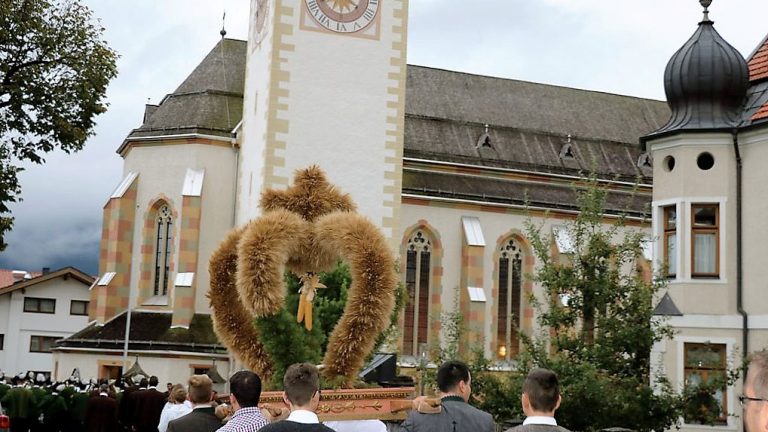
{"left": 4, "top": 352, "right": 768, "bottom": 432}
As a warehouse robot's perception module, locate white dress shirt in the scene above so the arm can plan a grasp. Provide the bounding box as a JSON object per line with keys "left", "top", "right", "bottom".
{"left": 523, "top": 416, "right": 558, "bottom": 426}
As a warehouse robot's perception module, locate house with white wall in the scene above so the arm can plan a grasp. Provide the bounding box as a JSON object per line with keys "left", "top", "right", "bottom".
{"left": 0, "top": 267, "right": 94, "bottom": 377}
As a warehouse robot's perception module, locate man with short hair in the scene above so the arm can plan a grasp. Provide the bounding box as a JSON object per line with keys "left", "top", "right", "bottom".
{"left": 259, "top": 363, "right": 334, "bottom": 432}
{"left": 742, "top": 350, "right": 768, "bottom": 432}
{"left": 399, "top": 360, "right": 495, "bottom": 432}
{"left": 505, "top": 368, "right": 570, "bottom": 432}
{"left": 84, "top": 384, "right": 119, "bottom": 432}
{"left": 167, "top": 375, "right": 221, "bottom": 432}
{"left": 217, "top": 371, "right": 268, "bottom": 431}
{"left": 133, "top": 375, "right": 167, "bottom": 432}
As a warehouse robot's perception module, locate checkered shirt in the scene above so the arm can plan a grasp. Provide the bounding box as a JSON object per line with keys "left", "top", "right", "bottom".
{"left": 217, "top": 406, "right": 269, "bottom": 432}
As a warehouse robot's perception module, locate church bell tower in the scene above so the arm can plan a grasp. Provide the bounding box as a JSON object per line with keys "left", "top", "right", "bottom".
{"left": 236, "top": 0, "right": 408, "bottom": 243}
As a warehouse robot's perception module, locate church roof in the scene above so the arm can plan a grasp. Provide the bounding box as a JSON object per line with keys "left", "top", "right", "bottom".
{"left": 56, "top": 312, "right": 226, "bottom": 354}
{"left": 406, "top": 66, "right": 670, "bottom": 147}
{"left": 403, "top": 66, "right": 666, "bottom": 216}
{"left": 124, "top": 38, "right": 246, "bottom": 143}
{"left": 120, "top": 39, "right": 672, "bottom": 214}
{"left": 403, "top": 169, "right": 650, "bottom": 217}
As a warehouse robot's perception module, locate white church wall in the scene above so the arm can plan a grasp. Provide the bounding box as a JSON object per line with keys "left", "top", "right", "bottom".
{"left": 123, "top": 142, "right": 236, "bottom": 313}
{"left": 237, "top": 0, "right": 275, "bottom": 225}
{"left": 401, "top": 200, "right": 653, "bottom": 359}
{"left": 52, "top": 349, "right": 230, "bottom": 387}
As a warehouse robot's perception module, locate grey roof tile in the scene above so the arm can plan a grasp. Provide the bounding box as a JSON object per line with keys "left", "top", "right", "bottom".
{"left": 57, "top": 312, "right": 225, "bottom": 353}
{"left": 127, "top": 39, "right": 246, "bottom": 140}
{"left": 653, "top": 293, "right": 683, "bottom": 316}
{"left": 402, "top": 169, "right": 651, "bottom": 218}
{"left": 405, "top": 65, "right": 670, "bottom": 145}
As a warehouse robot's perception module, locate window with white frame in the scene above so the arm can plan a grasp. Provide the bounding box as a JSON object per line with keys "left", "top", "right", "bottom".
{"left": 683, "top": 342, "right": 727, "bottom": 425}
{"left": 691, "top": 204, "right": 719, "bottom": 278}
{"left": 663, "top": 205, "right": 677, "bottom": 278}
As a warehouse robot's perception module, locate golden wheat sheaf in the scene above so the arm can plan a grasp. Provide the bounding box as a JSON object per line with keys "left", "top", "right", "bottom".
{"left": 208, "top": 166, "right": 397, "bottom": 385}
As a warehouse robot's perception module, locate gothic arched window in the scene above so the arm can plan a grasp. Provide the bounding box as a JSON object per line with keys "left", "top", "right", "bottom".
{"left": 404, "top": 230, "right": 432, "bottom": 357}
{"left": 153, "top": 204, "right": 173, "bottom": 296}
{"left": 497, "top": 237, "right": 523, "bottom": 360}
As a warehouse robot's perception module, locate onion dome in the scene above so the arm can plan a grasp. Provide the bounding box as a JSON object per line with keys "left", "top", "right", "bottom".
{"left": 653, "top": 0, "right": 748, "bottom": 134}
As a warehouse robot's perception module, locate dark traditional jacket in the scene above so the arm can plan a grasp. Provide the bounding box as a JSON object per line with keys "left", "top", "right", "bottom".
{"left": 167, "top": 406, "right": 222, "bottom": 432}
{"left": 398, "top": 395, "right": 496, "bottom": 432}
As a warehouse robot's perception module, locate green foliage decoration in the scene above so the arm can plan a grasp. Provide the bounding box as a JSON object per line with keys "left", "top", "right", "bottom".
{"left": 254, "top": 261, "right": 405, "bottom": 389}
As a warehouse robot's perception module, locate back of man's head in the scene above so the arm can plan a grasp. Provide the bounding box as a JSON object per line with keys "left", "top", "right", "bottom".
{"left": 170, "top": 384, "right": 187, "bottom": 403}
{"left": 188, "top": 374, "right": 213, "bottom": 404}
{"left": 523, "top": 368, "right": 560, "bottom": 412}
{"left": 748, "top": 350, "right": 768, "bottom": 396}
{"left": 283, "top": 363, "right": 319, "bottom": 407}
{"left": 230, "top": 371, "right": 262, "bottom": 408}
{"left": 149, "top": 376, "right": 159, "bottom": 387}
{"left": 436, "top": 360, "right": 470, "bottom": 393}
{"left": 139, "top": 377, "right": 148, "bottom": 388}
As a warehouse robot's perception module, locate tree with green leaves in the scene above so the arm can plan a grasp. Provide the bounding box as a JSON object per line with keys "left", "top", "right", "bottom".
{"left": 421, "top": 176, "right": 740, "bottom": 430}
{"left": 0, "top": 0, "right": 118, "bottom": 249}
{"left": 464, "top": 175, "right": 679, "bottom": 430}
{"left": 516, "top": 175, "right": 682, "bottom": 432}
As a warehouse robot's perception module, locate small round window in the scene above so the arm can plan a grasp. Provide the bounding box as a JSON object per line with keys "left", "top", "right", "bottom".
{"left": 697, "top": 152, "right": 715, "bottom": 170}
{"left": 663, "top": 155, "right": 675, "bottom": 172}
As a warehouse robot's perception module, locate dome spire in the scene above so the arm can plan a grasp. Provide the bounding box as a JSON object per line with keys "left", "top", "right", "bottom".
{"left": 700, "top": 0, "right": 712, "bottom": 22}
{"left": 645, "top": 0, "right": 748, "bottom": 138}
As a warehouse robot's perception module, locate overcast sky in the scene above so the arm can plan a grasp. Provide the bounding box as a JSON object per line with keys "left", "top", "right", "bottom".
{"left": 2, "top": 0, "right": 766, "bottom": 275}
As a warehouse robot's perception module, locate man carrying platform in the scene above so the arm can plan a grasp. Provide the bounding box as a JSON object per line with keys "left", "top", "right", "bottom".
{"left": 398, "top": 360, "right": 495, "bottom": 432}
{"left": 505, "top": 368, "right": 570, "bottom": 432}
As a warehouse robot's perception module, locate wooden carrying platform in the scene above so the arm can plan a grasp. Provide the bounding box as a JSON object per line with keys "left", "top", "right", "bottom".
{"left": 260, "top": 387, "right": 420, "bottom": 421}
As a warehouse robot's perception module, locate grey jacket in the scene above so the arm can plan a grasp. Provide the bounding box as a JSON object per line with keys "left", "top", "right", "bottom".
{"left": 167, "top": 407, "right": 222, "bottom": 432}
{"left": 398, "top": 396, "right": 495, "bottom": 432}
{"left": 505, "top": 423, "right": 572, "bottom": 432}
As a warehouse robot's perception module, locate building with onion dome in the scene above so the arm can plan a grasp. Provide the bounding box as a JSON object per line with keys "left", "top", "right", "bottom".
{"left": 646, "top": 1, "right": 768, "bottom": 429}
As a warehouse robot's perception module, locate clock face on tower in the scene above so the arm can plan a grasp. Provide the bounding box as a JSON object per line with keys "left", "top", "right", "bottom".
{"left": 304, "top": 0, "right": 380, "bottom": 34}
{"left": 250, "top": 0, "right": 270, "bottom": 51}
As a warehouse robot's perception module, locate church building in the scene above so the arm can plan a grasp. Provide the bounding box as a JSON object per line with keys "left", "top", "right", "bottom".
{"left": 51, "top": 1, "right": 768, "bottom": 430}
